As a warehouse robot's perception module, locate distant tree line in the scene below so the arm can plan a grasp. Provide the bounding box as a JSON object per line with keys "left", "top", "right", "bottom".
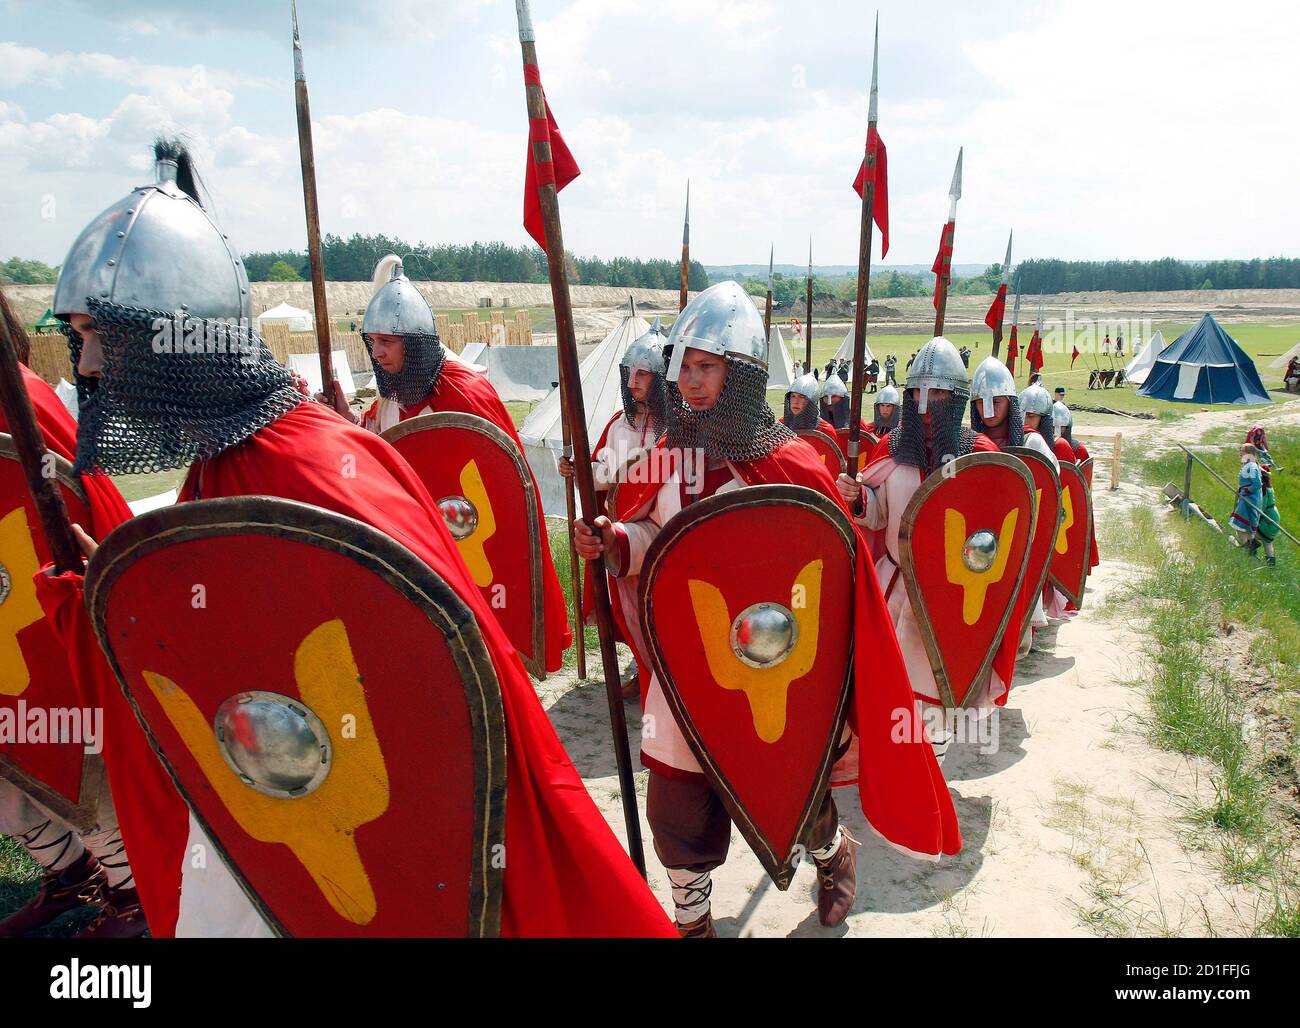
{"left": 242, "top": 233, "right": 710, "bottom": 290}
{"left": 737, "top": 264, "right": 1010, "bottom": 305}
{"left": 0, "top": 257, "right": 60, "bottom": 284}
{"left": 1013, "top": 257, "right": 1300, "bottom": 293}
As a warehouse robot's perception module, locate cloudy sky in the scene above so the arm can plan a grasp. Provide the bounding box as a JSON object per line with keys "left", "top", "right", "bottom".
{"left": 2, "top": 0, "right": 1296, "bottom": 270}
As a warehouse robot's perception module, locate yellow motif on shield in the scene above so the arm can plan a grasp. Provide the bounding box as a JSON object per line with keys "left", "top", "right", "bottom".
{"left": 687, "top": 560, "right": 823, "bottom": 744}
{"left": 142, "top": 619, "right": 389, "bottom": 925}
{"left": 944, "top": 507, "right": 1020, "bottom": 626}
{"left": 455, "top": 459, "right": 497, "bottom": 588}
{"left": 0, "top": 506, "right": 45, "bottom": 697}
{"left": 1055, "top": 487, "right": 1075, "bottom": 555}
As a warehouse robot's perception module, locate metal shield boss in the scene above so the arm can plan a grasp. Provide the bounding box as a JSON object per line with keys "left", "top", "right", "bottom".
{"left": 0, "top": 436, "right": 106, "bottom": 831}
{"left": 1049, "top": 462, "right": 1093, "bottom": 608}
{"left": 795, "top": 429, "right": 847, "bottom": 476}
{"left": 639, "top": 485, "right": 855, "bottom": 888}
{"left": 84, "top": 497, "right": 507, "bottom": 937}
{"left": 897, "top": 453, "right": 1036, "bottom": 708}
{"left": 382, "top": 412, "right": 548, "bottom": 678}
{"left": 1004, "top": 447, "right": 1064, "bottom": 643}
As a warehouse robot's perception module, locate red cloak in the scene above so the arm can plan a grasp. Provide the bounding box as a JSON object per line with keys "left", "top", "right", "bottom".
{"left": 13, "top": 365, "right": 190, "bottom": 938}
{"left": 620, "top": 437, "right": 961, "bottom": 860}
{"left": 1073, "top": 441, "right": 1100, "bottom": 571}
{"left": 178, "top": 401, "right": 671, "bottom": 936}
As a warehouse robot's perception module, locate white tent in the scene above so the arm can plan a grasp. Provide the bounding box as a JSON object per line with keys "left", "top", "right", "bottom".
{"left": 128, "top": 489, "right": 178, "bottom": 516}
{"left": 287, "top": 350, "right": 358, "bottom": 397}
{"left": 766, "top": 325, "right": 795, "bottom": 389}
{"left": 256, "top": 302, "right": 314, "bottom": 333}
{"left": 520, "top": 312, "right": 652, "bottom": 515}
{"left": 832, "top": 328, "right": 876, "bottom": 366}
{"left": 1124, "top": 330, "right": 1165, "bottom": 386}
{"left": 55, "top": 379, "right": 78, "bottom": 420}
{"left": 1268, "top": 342, "right": 1300, "bottom": 370}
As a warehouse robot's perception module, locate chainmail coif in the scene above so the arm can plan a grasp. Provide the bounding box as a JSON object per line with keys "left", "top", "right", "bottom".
{"left": 887, "top": 390, "right": 978, "bottom": 476}
{"left": 783, "top": 393, "right": 822, "bottom": 430}
{"left": 971, "top": 395, "right": 1025, "bottom": 448}
{"left": 68, "top": 298, "right": 307, "bottom": 476}
{"left": 665, "top": 355, "right": 793, "bottom": 462}
{"left": 363, "top": 329, "right": 446, "bottom": 408}
{"left": 822, "top": 398, "right": 850, "bottom": 430}
{"left": 621, "top": 365, "right": 667, "bottom": 438}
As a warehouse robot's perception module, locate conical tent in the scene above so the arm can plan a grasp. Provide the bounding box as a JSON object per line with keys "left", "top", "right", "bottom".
{"left": 1123, "top": 329, "right": 1165, "bottom": 386}
{"left": 520, "top": 312, "right": 652, "bottom": 514}
{"left": 1138, "top": 314, "right": 1271, "bottom": 405}
{"left": 832, "top": 328, "right": 875, "bottom": 366}
{"left": 766, "top": 325, "right": 795, "bottom": 389}
{"left": 1268, "top": 342, "right": 1300, "bottom": 370}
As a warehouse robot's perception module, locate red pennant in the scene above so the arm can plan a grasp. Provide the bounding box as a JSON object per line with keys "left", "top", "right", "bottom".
{"left": 984, "top": 284, "right": 1008, "bottom": 331}
{"left": 1070, "top": 341, "right": 1079, "bottom": 369}
{"left": 522, "top": 64, "right": 580, "bottom": 250}
{"left": 931, "top": 220, "right": 954, "bottom": 309}
{"left": 1028, "top": 331, "right": 1046, "bottom": 372}
{"left": 852, "top": 127, "right": 889, "bottom": 258}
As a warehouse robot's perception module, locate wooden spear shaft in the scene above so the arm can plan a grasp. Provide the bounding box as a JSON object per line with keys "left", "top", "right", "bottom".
{"left": 0, "top": 292, "right": 81, "bottom": 573}
{"left": 933, "top": 221, "right": 955, "bottom": 337}
{"left": 679, "top": 182, "right": 690, "bottom": 313}
{"left": 292, "top": 2, "right": 335, "bottom": 406}
{"left": 847, "top": 156, "right": 877, "bottom": 472}
{"left": 517, "top": 16, "right": 646, "bottom": 877}
{"left": 804, "top": 253, "right": 814, "bottom": 370}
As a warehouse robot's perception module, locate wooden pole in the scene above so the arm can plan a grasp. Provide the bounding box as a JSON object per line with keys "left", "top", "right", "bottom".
{"left": 763, "top": 244, "right": 773, "bottom": 343}
{"left": 516, "top": 0, "right": 645, "bottom": 877}
{"left": 804, "top": 238, "right": 814, "bottom": 370}
{"left": 679, "top": 180, "right": 690, "bottom": 313}
{"left": 291, "top": 1, "right": 335, "bottom": 405}
{"left": 846, "top": 18, "right": 880, "bottom": 475}
{"left": 990, "top": 230, "right": 1012, "bottom": 359}
{"left": 933, "top": 148, "right": 962, "bottom": 338}
{"left": 0, "top": 290, "right": 81, "bottom": 573}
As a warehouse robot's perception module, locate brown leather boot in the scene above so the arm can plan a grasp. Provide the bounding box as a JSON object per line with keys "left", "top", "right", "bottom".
{"left": 813, "top": 827, "right": 861, "bottom": 928}
{"left": 0, "top": 851, "right": 106, "bottom": 938}
{"left": 75, "top": 884, "right": 149, "bottom": 940}
{"left": 675, "top": 911, "right": 717, "bottom": 939}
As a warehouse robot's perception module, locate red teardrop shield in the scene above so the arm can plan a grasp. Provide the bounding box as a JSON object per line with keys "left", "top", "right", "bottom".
{"left": 1049, "top": 462, "right": 1093, "bottom": 608}
{"left": 1004, "top": 447, "right": 1064, "bottom": 644}
{"left": 795, "top": 429, "right": 847, "bottom": 476}
{"left": 84, "top": 498, "right": 507, "bottom": 937}
{"left": 0, "top": 436, "right": 105, "bottom": 831}
{"left": 639, "top": 485, "right": 854, "bottom": 888}
{"left": 897, "top": 453, "right": 1036, "bottom": 709}
{"left": 1080, "top": 455, "right": 1095, "bottom": 490}
{"left": 382, "top": 412, "right": 547, "bottom": 678}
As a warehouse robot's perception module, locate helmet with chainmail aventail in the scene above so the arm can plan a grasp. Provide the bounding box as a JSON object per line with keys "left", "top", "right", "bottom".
{"left": 618, "top": 318, "right": 669, "bottom": 435}
{"left": 819, "top": 373, "right": 849, "bottom": 429}
{"left": 361, "top": 255, "right": 446, "bottom": 407}
{"left": 1052, "top": 400, "right": 1075, "bottom": 445}
{"left": 1019, "top": 384, "right": 1056, "bottom": 444}
{"left": 664, "top": 281, "right": 792, "bottom": 461}
{"left": 56, "top": 138, "right": 304, "bottom": 476}
{"left": 783, "top": 372, "right": 822, "bottom": 430}
{"left": 970, "top": 356, "right": 1023, "bottom": 446}
{"left": 888, "top": 336, "right": 978, "bottom": 475}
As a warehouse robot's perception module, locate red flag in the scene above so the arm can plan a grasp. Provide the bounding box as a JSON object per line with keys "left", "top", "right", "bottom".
{"left": 1028, "top": 331, "right": 1045, "bottom": 372}
{"left": 522, "top": 63, "right": 580, "bottom": 250}
{"left": 931, "top": 220, "right": 954, "bottom": 309}
{"left": 852, "top": 127, "right": 889, "bottom": 258}
{"left": 1070, "top": 343, "right": 1080, "bottom": 369}
{"left": 1005, "top": 342, "right": 1017, "bottom": 377}
{"left": 984, "top": 284, "right": 1008, "bottom": 331}
{"left": 1009, "top": 324, "right": 1019, "bottom": 352}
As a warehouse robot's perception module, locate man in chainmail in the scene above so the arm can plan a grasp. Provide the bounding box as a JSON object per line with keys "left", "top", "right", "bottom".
{"left": 560, "top": 322, "right": 670, "bottom": 699}
{"left": 574, "top": 282, "right": 955, "bottom": 936}
{"left": 837, "top": 337, "right": 1003, "bottom": 759}
{"left": 969, "top": 357, "right": 1024, "bottom": 450}
{"left": 820, "top": 374, "right": 850, "bottom": 430}
{"left": 43, "top": 140, "right": 671, "bottom": 939}
{"left": 872, "top": 384, "right": 901, "bottom": 437}
{"left": 781, "top": 372, "right": 832, "bottom": 433}
{"left": 1021, "top": 384, "right": 1078, "bottom": 622}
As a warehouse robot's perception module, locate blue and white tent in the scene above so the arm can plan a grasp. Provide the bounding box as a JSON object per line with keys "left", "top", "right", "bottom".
{"left": 1137, "top": 314, "right": 1271, "bottom": 405}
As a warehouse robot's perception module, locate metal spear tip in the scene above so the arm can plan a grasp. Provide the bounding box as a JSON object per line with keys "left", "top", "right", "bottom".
{"left": 1001, "top": 229, "right": 1013, "bottom": 284}
{"left": 868, "top": 12, "right": 879, "bottom": 123}
{"left": 949, "top": 147, "right": 963, "bottom": 201}
{"left": 291, "top": 0, "right": 299, "bottom": 40}
{"left": 516, "top": 0, "right": 536, "bottom": 42}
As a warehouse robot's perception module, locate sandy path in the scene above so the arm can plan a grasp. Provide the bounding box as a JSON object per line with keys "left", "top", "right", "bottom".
{"left": 539, "top": 401, "right": 1294, "bottom": 936}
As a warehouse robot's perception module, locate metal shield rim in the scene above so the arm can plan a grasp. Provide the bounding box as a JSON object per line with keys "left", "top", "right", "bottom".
{"left": 794, "top": 429, "right": 847, "bottom": 475}
{"left": 1048, "top": 461, "right": 1093, "bottom": 608}
{"left": 381, "top": 411, "right": 548, "bottom": 680}
{"left": 1004, "top": 446, "right": 1066, "bottom": 646}
{"left": 897, "top": 452, "right": 1037, "bottom": 710}
{"left": 0, "top": 433, "right": 104, "bottom": 832}
{"left": 83, "top": 495, "right": 508, "bottom": 938}
{"left": 638, "top": 484, "right": 855, "bottom": 889}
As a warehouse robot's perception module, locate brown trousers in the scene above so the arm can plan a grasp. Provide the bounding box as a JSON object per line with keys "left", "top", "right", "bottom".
{"left": 646, "top": 771, "right": 839, "bottom": 873}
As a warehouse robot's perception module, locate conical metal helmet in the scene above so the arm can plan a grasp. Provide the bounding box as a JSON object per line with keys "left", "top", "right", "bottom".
{"left": 821, "top": 375, "right": 848, "bottom": 400}
{"left": 904, "top": 336, "right": 969, "bottom": 413}
{"left": 1018, "top": 384, "right": 1053, "bottom": 417}
{"left": 54, "top": 148, "right": 250, "bottom": 320}
{"left": 665, "top": 280, "right": 767, "bottom": 382}
{"left": 787, "top": 372, "right": 821, "bottom": 403}
{"left": 362, "top": 255, "right": 436, "bottom": 337}
{"left": 1052, "top": 399, "right": 1072, "bottom": 429}
{"left": 971, "top": 356, "right": 1017, "bottom": 419}
{"left": 620, "top": 317, "right": 667, "bottom": 375}
{"left": 877, "top": 384, "right": 900, "bottom": 406}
